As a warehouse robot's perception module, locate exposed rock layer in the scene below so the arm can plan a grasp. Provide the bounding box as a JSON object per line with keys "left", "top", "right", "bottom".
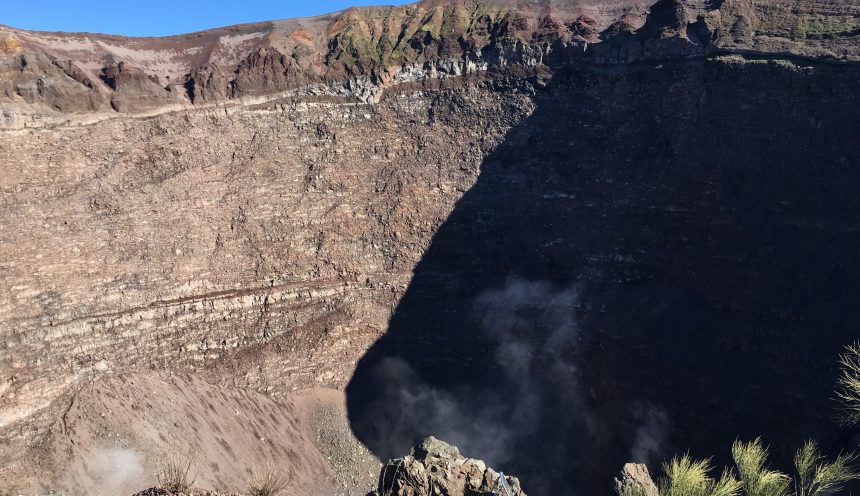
{"left": 1, "top": 0, "right": 859, "bottom": 127}
{"left": 0, "top": 0, "right": 859, "bottom": 494}
{"left": 0, "top": 74, "right": 531, "bottom": 491}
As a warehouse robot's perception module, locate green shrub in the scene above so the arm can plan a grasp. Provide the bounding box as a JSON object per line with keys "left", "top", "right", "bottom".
{"left": 836, "top": 342, "right": 860, "bottom": 426}
{"left": 794, "top": 440, "right": 858, "bottom": 496}
{"left": 732, "top": 439, "right": 790, "bottom": 496}
{"left": 658, "top": 455, "right": 741, "bottom": 496}
{"left": 642, "top": 439, "right": 858, "bottom": 496}
{"left": 634, "top": 344, "right": 860, "bottom": 496}
{"left": 616, "top": 479, "right": 651, "bottom": 496}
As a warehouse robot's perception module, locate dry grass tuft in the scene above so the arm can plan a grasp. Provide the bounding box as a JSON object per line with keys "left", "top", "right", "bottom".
{"left": 156, "top": 446, "right": 196, "bottom": 494}
{"left": 247, "top": 463, "right": 290, "bottom": 496}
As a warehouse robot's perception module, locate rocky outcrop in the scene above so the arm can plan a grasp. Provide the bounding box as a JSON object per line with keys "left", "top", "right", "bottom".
{"left": 101, "top": 61, "right": 180, "bottom": 112}
{"left": 615, "top": 464, "right": 660, "bottom": 496}
{"left": 372, "top": 437, "right": 526, "bottom": 496}
{"left": 0, "top": 51, "right": 109, "bottom": 114}
{"left": 185, "top": 64, "right": 230, "bottom": 104}
{"left": 231, "top": 46, "right": 317, "bottom": 97}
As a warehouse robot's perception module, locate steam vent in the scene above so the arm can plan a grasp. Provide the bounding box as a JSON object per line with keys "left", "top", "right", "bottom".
{"left": 2, "top": 0, "right": 860, "bottom": 494}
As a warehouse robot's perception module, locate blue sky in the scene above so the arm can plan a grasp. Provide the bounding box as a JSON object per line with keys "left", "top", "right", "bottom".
{"left": 3, "top": 0, "right": 414, "bottom": 37}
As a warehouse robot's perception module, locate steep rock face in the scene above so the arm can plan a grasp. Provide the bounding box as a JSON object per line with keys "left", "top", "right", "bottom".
{"left": 0, "top": 51, "right": 109, "bottom": 114}
{"left": 0, "top": 76, "right": 533, "bottom": 490}
{"left": 346, "top": 57, "right": 860, "bottom": 494}
{"left": 101, "top": 61, "right": 181, "bottom": 112}
{"left": 1, "top": 0, "right": 858, "bottom": 127}
{"left": 185, "top": 65, "right": 231, "bottom": 104}
{"left": 0, "top": 0, "right": 859, "bottom": 494}
{"left": 231, "top": 46, "right": 318, "bottom": 97}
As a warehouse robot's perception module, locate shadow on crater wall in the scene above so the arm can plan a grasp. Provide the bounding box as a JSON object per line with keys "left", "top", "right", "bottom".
{"left": 347, "top": 58, "right": 860, "bottom": 495}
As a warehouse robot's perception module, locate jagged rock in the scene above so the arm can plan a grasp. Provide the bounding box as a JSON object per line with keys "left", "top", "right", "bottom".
{"left": 185, "top": 64, "right": 229, "bottom": 104}
{"left": 615, "top": 464, "right": 660, "bottom": 496}
{"left": 640, "top": 0, "right": 689, "bottom": 37}
{"left": 101, "top": 61, "right": 178, "bottom": 113}
{"left": 232, "top": 46, "right": 313, "bottom": 97}
{"left": 372, "top": 437, "right": 527, "bottom": 496}
{"left": 0, "top": 50, "right": 108, "bottom": 112}
{"left": 132, "top": 489, "right": 172, "bottom": 496}
{"left": 569, "top": 15, "right": 601, "bottom": 42}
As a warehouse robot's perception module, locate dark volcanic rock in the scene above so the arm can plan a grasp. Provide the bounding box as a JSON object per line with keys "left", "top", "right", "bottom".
{"left": 231, "top": 46, "right": 312, "bottom": 97}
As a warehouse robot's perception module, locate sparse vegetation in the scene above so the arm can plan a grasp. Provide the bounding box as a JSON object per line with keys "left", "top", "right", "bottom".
{"left": 325, "top": 2, "right": 510, "bottom": 72}
{"left": 616, "top": 345, "right": 860, "bottom": 496}
{"left": 156, "top": 447, "right": 196, "bottom": 494}
{"left": 247, "top": 463, "right": 289, "bottom": 496}
{"left": 836, "top": 342, "right": 860, "bottom": 426}
{"left": 793, "top": 15, "right": 860, "bottom": 39}
{"left": 658, "top": 455, "right": 740, "bottom": 496}
{"left": 731, "top": 439, "right": 790, "bottom": 496}
{"left": 616, "top": 478, "right": 651, "bottom": 496}
{"left": 620, "top": 440, "right": 859, "bottom": 496}
{"left": 794, "top": 440, "right": 858, "bottom": 496}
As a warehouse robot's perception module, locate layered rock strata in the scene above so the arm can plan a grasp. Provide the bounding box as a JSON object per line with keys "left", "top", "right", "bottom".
{"left": 0, "top": 73, "right": 533, "bottom": 490}
{"left": 1, "top": 0, "right": 858, "bottom": 128}
{"left": 1, "top": 0, "right": 859, "bottom": 494}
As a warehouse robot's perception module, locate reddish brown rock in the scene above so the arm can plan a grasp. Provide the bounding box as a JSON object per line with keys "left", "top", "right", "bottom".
{"left": 0, "top": 0, "right": 858, "bottom": 495}
{"left": 101, "top": 61, "right": 178, "bottom": 112}
{"left": 184, "top": 64, "right": 230, "bottom": 104}
{"left": 2, "top": 0, "right": 857, "bottom": 124}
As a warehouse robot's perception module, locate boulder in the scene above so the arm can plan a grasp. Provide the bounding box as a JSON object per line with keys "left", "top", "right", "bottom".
{"left": 614, "top": 463, "right": 659, "bottom": 496}
{"left": 372, "top": 436, "right": 526, "bottom": 496}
